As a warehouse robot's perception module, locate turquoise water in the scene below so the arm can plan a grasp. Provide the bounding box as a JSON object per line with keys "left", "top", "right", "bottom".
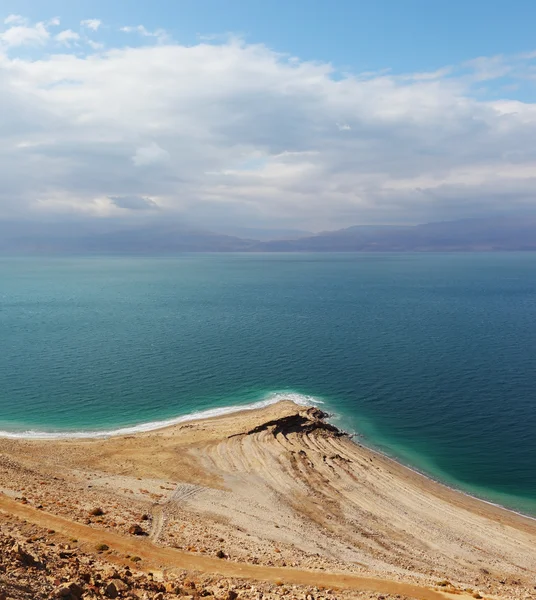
{"left": 1, "top": 253, "right": 536, "bottom": 515}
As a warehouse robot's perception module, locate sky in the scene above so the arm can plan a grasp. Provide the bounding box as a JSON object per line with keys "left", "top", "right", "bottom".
{"left": 2, "top": 1, "right": 536, "bottom": 232}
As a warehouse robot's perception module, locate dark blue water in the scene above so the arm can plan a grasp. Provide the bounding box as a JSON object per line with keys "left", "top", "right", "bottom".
{"left": 1, "top": 254, "right": 535, "bottom": 515}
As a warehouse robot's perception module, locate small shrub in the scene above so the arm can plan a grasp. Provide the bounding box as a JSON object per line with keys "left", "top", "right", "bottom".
{"left": 95, "top": 543, "right": 109, "bottom": 552}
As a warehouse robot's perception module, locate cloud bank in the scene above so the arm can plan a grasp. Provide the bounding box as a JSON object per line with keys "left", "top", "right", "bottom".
{"left": 1, "top": 15, "right": 536, "bottom": 230}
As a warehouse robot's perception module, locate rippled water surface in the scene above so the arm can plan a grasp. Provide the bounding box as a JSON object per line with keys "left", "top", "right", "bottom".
{"left": 1, "top": 254, "right": 535, "bottom": 514}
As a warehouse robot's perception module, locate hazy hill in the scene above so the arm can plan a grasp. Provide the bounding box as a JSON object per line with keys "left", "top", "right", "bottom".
{"left": 253, "top": 216, "right": 536, "bottom": 251}
{"left": 210, "top": 226, "right": 313, "bottom": 241}
{"left": 0, "top": 220, "right": 255, "bottom": 254}
{"left": 1, "top": 215, "right": 536, "bottom": 253}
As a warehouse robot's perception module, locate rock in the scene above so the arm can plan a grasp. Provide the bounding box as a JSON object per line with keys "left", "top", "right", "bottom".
{"left": 227, "top": 591, "right": 239, "bottom": 600}
{"left": 105, "top": 579, "right": 129, "bottom": 598}
{"left": 128, "top": 524, "right": 146, "bottom": 536}
{"left": 13, "top": 543, "right": 39, "bottom": 566}
{"left": 53, "top": 582, "right": 83, "bottom": 599}
{"left": 104, "top": 584, "right": 119, "bottom": 599}
{"left": 153, "top": 594, "right": 164, "bottom": 600}
{"left": 68, "top": 582, "right": 84, "bottom": 598}
{"left": 216, "top": 550, "right": 226, "bottom": 559}
{"left": 103, "top": 567, "right": 119, "bottom": 580}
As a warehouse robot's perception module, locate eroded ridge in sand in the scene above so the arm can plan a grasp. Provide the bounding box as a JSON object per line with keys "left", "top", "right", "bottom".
{"left": 1, "top": 401, "right": 535, "bottom": 599}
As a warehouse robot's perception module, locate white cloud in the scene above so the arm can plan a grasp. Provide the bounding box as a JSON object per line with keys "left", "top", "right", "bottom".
{"left": 55, "top": 29, "right": 80, "bottom": 46}
{"left": 121, "top": 25, "right": 148, "bottom": 35}
{"left": 132, "top": 143, "right": 170, "bottom": 166}
{"left": 0, "top": 21, "right": 50, "bottom": 47}
{"left": 81, "top": 19, "right": 102, "bottom": 31}
{"left": 120, "top": 25, "right": 169, "bottom": 43}
{"left": 87, "top": 40, "right": 104, "bottom": 50}
{"left": 4, "top": 15, "right": 26, "bottom": 25}
{"left": 1, "top": 21, "right": 536, "bottom": 229}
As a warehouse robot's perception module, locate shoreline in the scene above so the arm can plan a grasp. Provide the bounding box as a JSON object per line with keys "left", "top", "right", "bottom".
{"left": 339, "top": 420, "right": 536, "bottom": 523}
{"left": 369, "top": 446, "right": 536, "bottom": 523}
{"left": 0, "top": 392, "right": 322, "bottom": 439}
{"left": 1, "top": 399, "right": 535, "bottom": 598}
{"left": 2, "top": 395, "right": 535, "bottom": 523}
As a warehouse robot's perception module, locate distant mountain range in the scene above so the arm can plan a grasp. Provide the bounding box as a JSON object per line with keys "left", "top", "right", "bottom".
{"left": 255, "top": 216, "right": 536, "bottom": 251}
{"left": 1, "top": 215, "right": 536, "bottom": 253}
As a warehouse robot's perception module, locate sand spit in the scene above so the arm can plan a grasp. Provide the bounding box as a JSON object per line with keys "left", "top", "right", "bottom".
{"left": 0, "top": 401, "right": 535, "bottom": 599}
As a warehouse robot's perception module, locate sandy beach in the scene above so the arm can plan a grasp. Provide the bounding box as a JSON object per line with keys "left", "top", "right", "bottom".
{"left": 1, "top": 401, "right": 535, "bottom": 600}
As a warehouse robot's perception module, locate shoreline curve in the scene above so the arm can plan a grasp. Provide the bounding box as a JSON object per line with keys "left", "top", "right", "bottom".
{"left": 1, "top": 393, "right": 535, "bottom": 524}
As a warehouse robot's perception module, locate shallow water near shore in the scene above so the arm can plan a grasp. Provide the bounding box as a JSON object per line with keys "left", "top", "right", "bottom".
{"left": 1, "top": 253, "right": 536, "bottom": 515}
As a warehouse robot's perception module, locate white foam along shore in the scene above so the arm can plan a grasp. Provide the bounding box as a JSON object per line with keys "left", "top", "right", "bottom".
{"left": 2, "top": 389, "right": 535, "bottom": 523}
{"left": 0, "top": 392, "right": 323, "bottom": 440}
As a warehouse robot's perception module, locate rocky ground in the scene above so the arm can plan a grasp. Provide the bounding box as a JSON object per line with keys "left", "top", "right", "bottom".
{"left": 0, "top": 512, "right": 412, "bottom": 600}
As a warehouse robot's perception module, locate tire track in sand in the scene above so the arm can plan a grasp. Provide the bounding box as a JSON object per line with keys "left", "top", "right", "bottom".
{"left": 148, "top": 504, "right": 164, "bottom": 542}
{"left": 149, "top": 483, "right": 202, "bottom": 542}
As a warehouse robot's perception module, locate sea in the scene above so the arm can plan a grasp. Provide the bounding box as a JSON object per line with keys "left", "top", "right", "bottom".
{"left": 1, "top": 253, "right": 535, "bottom": 516}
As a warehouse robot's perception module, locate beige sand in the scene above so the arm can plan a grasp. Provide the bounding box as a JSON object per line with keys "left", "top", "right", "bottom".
{"left": 1, "top": 401, "right": 535, "bottom": 599}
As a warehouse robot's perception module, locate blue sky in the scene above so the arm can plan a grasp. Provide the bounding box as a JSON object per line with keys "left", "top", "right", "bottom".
{"left": 1, "top": 1, "right": 536, "bottom": 230}
{"left": 5, "top": 0, "right": 536, "bottom": 75}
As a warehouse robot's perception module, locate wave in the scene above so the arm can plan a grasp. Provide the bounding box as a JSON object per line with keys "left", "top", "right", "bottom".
{"left": 0, "top": 391, "right": 323, "bottom": 440}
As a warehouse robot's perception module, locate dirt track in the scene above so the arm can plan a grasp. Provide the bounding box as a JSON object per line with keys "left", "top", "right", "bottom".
{"left": 0, "top": 494, "right": 458, "bottom": 600}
